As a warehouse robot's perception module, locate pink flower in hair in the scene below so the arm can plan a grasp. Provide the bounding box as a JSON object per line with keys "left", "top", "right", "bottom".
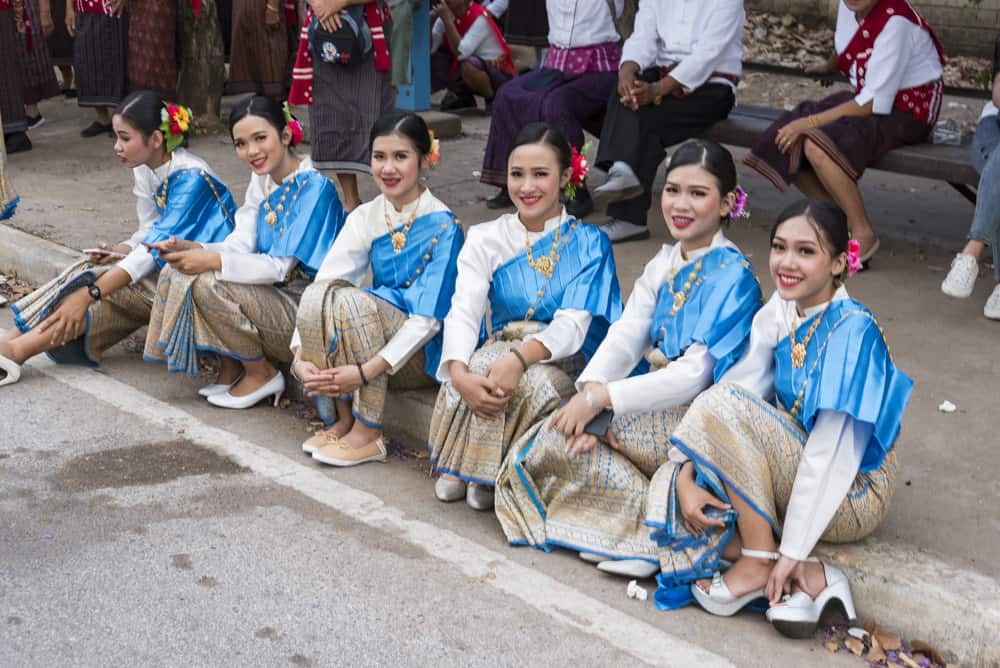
{"left": 846, "top": 239, "right": 863, "bottom": 276}
{"left": 288, "top": 118, "right": 304, "bottom": 147}
{"left": 730, "top": 186, "right": 750, "bottom": 219}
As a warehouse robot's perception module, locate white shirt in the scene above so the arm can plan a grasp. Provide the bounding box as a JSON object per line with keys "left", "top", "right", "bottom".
{"left": 437, "top": 209, "right": 592, "bottom": 382}
{"left": 288, "top": 189, "right": 449, "bottom": 374}
{"left": 577, "top": 231, "right": 736, "bottom": 416}
{"left": 720, "top": 286, "right": 872, "bottom": 561}
{"left": 546, "top": 0, "right": 623, "bottom": 50}
{"left": 201, "top": 157, "right": 319, "bottom": 286}
{"left": 620, "top": 0, "right": 744, "bottom": 92}
{"left": 481, "top": 0, "right": 507, "bottom": 18}
{"left": 981, "top": 101, "right": 998, "bottom": 121}
{"left": 835, "top": 2, "right": 943, "bottom": 114}
{"left": 118, "top": 148, "right": 217, "bottom": 283}
{"left": 431, "top": 14, "right": 506, "bottom": 62}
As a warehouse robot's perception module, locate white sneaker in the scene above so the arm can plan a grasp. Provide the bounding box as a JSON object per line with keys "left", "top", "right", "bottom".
{"left": 984, "top": 284, "right": 1000, "bottom": 320}
{"left": 594, "top": 161, "right": 642, "bottom": 203}
{"left": 599, "top": 218, "right": 650, "bottom": 243}
{"left": 941, "top": 253, "right": 979, "bottom": 298}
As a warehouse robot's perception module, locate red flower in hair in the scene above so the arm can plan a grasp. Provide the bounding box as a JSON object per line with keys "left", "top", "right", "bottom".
{"left": 564, "top": 142, "right": 591, "bottom": 202}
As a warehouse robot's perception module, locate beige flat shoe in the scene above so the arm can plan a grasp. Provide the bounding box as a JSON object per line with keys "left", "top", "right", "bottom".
{"left": 312, "top": 436, "right": 387, "bottom": 467}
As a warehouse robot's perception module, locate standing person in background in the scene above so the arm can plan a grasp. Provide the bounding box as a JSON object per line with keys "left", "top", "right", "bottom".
{"left": 0, "top": 112, "right": 18, "bottom": 221}
{"left": 940, "top": 38, "right": 1000, "bottom": 319}
{"left": 502, "top": 0, "right": 544, "bottom": 53}
{"left": 17, "top": 0, "right": 61, "bottom": 129}
{"left": 0, "top": 0, "right": 31, "bottom": 152}
{"left": 480, "top": 0, "right": 623, "bottom": 219}
{"left": 227, "top": 0, "right": 292, "bottom": 98}
{"left": 430, "top": 0, "right": 515, "bottom": 111}
{"left": 66, "top": 0, "right": 129, "bottom": 138}
{"left": 127, "top": 0, "right": 178, "bottom": 102}
{"left": 289, "top": 0, "right": 394, "bottom": 212}
{"left": 593, "top": 0, "right": 744, "bottom": 243}
{"left": 39, "top": 0, "right": 77, "bottom": 98}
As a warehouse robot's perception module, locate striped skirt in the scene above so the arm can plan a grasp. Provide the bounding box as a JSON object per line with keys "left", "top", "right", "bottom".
{"left": 17, "top": 0, "right": 61, "bottom": 104}
{"left": 296, "top": 282, "right": 435, "bottom": 429}
{"left": 12, "top": 260, "right": 155, "bottom": 366}
{"left": 74, "top": 12, "right": 128, "bottom": 108}
{"left": 496, "top": 408, "right": 685, "bottom": 563}
{"left": 1, "top": 114, "right": 19, "bottom": 219}
{"left": 309, "top": 59, "right": 394, "bottom": 173}
{"left": 143, "top": 267, "right": 299, "bottom": 375}
{"left": 226, "top": 0, "right": 289, "bottom": 97}
{"left": 428, "top": 335, "right": 583, "bottom": 487}
{"left": 127, "top": 0, "right": 178, "bottom": 101}
{"left": 0, "top": 10, "right": 28, "bottom": 132}
{"left": 649, "top": 383, "right": 897, "bottom": 590}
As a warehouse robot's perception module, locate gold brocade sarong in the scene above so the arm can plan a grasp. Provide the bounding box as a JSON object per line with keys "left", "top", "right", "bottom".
{"left": 0, "top": 112, "right": 17, "bottom": 220}
{"left": 428, "top": 337, "right": 583, "bottom": 487}
{"left": 651, "top": 383, "right": 898, "bottom": 576}
{"left": 143, "top": 267, "right": 298, "bottom": 373}
{"left": 296, "top": 282, "right": 434, "bottom": 428}
{"left": 12, "top": 260, "right": 154, "bottom": 365}
{"left": 495, "top": 408, "right": 685, "bottom": 561}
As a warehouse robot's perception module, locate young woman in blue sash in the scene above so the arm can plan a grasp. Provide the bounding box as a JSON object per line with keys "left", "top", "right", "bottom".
{"left": 291, "top": 112, "right": 464, "bottom": 468}
{"left": 654, "top": 199, "right": 910, "bottom": 637}
{"left": 142, "top": 96, "right": 347, "bottom": 409}
{"left": 494, "top": 140, "right": 762, "bottom": 576}
{"left": 429, "top": 123, "right": 624, "bottom": 511}
{"left": 0, "top": 90, "right": 236, "bottom": 387}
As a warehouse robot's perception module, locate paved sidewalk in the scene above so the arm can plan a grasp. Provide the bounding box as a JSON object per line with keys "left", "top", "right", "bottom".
{"left": 3, "top": 96, "right": 999, "bottom": 664}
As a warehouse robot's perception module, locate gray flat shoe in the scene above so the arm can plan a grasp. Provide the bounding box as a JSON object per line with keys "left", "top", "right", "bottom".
{"left": 465, "top": 484, "right": 494, "bottom": 511}
{"left": 434, "top": 476, "right": 467, "bottom": 502}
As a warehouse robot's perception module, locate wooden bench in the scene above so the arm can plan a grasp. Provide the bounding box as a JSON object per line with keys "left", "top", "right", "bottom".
{"left": 583, "top": 104, "right": 980, "bottom": 203}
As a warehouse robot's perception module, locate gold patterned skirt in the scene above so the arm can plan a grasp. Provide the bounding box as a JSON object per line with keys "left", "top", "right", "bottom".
{"left": 650, "top": 382, "right": 898, "bottom": 577}
{"left": 296, "top": 281, "right": 434, "bottom": 429}
{"left": 143, "top": 267, "right": 298, "bottom": 375}
{"left": 0, "top": 112, "right": 17, "bottom": 220}
{"left": 428, "top": 333, "right": 583, "bottom": 487}
{"left": 495, "top": 408, "right": 685, "bottom": 561}
{"left": 12, "top": 260, "right": 154, "bottom": 366}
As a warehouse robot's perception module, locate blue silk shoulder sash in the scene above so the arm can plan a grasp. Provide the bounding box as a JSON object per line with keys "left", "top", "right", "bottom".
{"left": 145, "top": 168, "right": 237, "bottom": 266}
{"left": 366, "top": 210, "right": 464, "bottom": 377}
{"left": 488, "top": 220, "right": 623, "bottom": 360}
{"left": 257, "top": 170, "right": 347, "bottom": 278}
{"left": 774, "top": 298, "right": 913, "bottom": 472}
{"left": 650, "top": 246, "right": 762, "bottom": 381}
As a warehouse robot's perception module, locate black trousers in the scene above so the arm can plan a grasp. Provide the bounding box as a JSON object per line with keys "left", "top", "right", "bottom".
{"left": 595, "top": 69, "right": 735, "bottom": 226}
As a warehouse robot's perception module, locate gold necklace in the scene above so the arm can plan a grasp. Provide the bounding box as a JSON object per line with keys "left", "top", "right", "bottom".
{"left": 262, "top": 178, "right": 301, "bottom": 230}
{"left": 524, "top": 221, "right": 563, "bottom": 280}
{"left": 788, "top": 302, "right": 831, "bottom": 369}
{"left": 384, "top": 199, "right": 419, "bottom": 253}
{"left": 155, "top": 157, "right": 174, "bottom": 209}
{"left": 667, "top": 259, "right": 704, "bottom": 316}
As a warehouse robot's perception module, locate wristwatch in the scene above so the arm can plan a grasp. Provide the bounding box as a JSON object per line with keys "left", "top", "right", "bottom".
{"left": 87, "top": 284, "right": 102, "bottom": 301}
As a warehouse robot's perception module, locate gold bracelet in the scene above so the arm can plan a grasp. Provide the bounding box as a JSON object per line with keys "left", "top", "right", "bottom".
{"left": 808, "top": 115, "right": 818, "bottom": 128}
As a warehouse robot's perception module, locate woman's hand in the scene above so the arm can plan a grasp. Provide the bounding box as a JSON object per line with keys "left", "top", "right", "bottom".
{"left": 453, "top": 367, "right": 509, "bottom": 419}
{"left": 107, "top": 0, "right": 126, "bottom": 17}
{"left": 302, "top": 363, "right": 363, "bottom": 397}
{"left": 65, "top": 3, "right": 75, "bottom": 37}
{"left": 766, "top": 555, "right": 809, "bottom": 606}
{"left": 160, "top": 249, "right": 221, "bottom": 275}
{"left": 676, "top": 463, "right": 730, "bottom": 536}
{"left": 775, "top": 117, "right": 811, "bottom": 154}
{"left": 36, "top": 288, "right": 92, "bottom": 346}
{"left": 484, "top": 352, "right": 524, "bottom": 398}
{"left": 87, "top": 242, "right": 127, "bottom": 266}
{"left": 548, "top": 388, "right": 601, "bottom": 437}
{"left": 311, "top": 0, "right": 348, "bottom": 31}
{"left": 564, "top": 432, "right": 599, "bottom": 459}
{"left": 40, "top": 6, "right": 55, "bottom": 34}
{"left": 152, "top": 237, "right": 201, "bottom": 254}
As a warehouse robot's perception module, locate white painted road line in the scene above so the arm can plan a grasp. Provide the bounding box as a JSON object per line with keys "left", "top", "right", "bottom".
{"left": 34, "top": 361, "right": 733, "bottom": 668}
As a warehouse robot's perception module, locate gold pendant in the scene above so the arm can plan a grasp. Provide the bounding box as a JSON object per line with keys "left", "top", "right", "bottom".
{"left": 791, "top": 342, "right": 806, "bottom": 368}
{"left": 533, "top": 256, "right": 555, "bottom": 280}
{"left": 265, "top": 210, "right": 278, "bottom": 227}
{"left": 673, "top": 291, "right": 686, "bottom": 312}
{"left": 156, "top": 195, "right": 166, "bottom": 209}
{"left": 392, "top": 231, "right": 407, "bottom": 252}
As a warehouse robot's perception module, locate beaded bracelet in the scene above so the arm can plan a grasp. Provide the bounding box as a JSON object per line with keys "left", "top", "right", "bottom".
{"left": 510, "top": 348, "right": 529, "bottom": 372}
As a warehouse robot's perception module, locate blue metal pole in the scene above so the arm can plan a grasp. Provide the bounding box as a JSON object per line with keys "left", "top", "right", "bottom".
{"left": 396, "top": 0, "right": 432, "bottom": 111}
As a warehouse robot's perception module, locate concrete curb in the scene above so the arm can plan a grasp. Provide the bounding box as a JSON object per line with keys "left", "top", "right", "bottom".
{"left": 3, "top": 227, "right": 998, "bottom": 666}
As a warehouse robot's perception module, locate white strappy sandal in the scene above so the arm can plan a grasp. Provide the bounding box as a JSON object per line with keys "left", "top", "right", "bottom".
{"left": 690, "top": 548, "right": 779, "bottom": 616}
{"left": 0, "top": 352, "right": 21, "bottom": 387}
{"left": 766, "top": 561, "right": 856, "bottom": 638}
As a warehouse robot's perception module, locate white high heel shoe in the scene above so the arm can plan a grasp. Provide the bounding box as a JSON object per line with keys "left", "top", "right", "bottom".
{"left": 207, "top": 372, "right": 285, "bottom": 409}
{"left": 596, "top": 559, "right": 659, "bottom": 579}
{"left": 198, "top": 373, "right": 244, "bottom": 398}
{"left": 766, "top": 561, "right": 856, "bottom": 638}
{"left": 690, "top": 548, "right": 779, "bottom": 616}
{"left": 0, "top": 352, "right": 21, "bottom": 388}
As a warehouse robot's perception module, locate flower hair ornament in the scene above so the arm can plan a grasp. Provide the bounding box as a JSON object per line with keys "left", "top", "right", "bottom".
{"left": 427, "top": 130, "right": 440, "bottom": 168}
{"left": 564, "top": 141, "right": 591, "bottom": 201}
{"left": 159, "top": 103, "right": 192, "bottom": 153}
{"left": 844, "top": 238, "right": 863, "bottom": 278}
{"left": 282, "top": 102, "right": 304, "bottom": 147}
{"left": 729, "top": 185, "right": 750, "bottom": 220}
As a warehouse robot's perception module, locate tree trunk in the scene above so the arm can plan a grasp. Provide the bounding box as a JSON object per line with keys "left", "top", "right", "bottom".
{"left": 178, "top": 0, "right": 226, "bottom": 130}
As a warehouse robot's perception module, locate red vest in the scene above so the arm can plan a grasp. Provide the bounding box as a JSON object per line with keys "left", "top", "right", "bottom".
{"left": 836, "top": 0, "right": 945, "bottom": 123}
{"left": 449, "top": 4, "right": 514, "bottom": 77}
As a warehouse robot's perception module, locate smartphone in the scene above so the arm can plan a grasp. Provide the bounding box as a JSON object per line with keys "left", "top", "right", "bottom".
{"left": 83, "top": 248, "right": 127, "bottom": 259}
{"left": 140, "top": 241, "right": 156, "bottom": 250}
{"left": 583, "top": 409, "right": 614, "bottom": 438}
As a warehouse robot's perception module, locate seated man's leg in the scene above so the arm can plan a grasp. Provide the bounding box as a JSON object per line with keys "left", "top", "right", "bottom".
{"left": 538, "top": 70, "right": 617, "bottom": 151}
